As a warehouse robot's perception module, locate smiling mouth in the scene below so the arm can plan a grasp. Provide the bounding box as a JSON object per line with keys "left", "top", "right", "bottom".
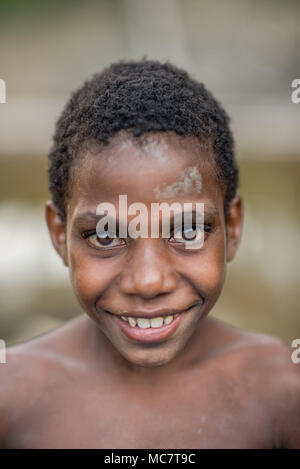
{"left": 120, "top": 313, "right": 179, "bottom": 329}
{"left": 105, "top": 303, "right": 201, "bottom": 343}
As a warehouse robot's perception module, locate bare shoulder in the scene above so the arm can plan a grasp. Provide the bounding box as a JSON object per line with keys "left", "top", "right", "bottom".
{"left": 0, "top": 314, "right": 88, "bottom": 448}
{"left": 206, "top": 316, "right": 295, "bottom": 358}
{"left": 239, "top": 329, "right": 300, "bottom": 449}
{"left": 0, "top": 342, "right": 48, "bottom": 448}
{"left": 207, "top": 318, "right": 300, "bottom": 448}
{"left": 238, "top": 329, "right": 300, "bottom": 449}
{"left": 209, "top": 317, "right": 299, "bottom": 383}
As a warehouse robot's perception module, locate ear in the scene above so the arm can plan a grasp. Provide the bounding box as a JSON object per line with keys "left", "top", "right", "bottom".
{"left": 45, "top": 200, "right": 69, "bottom": 267}
{"left": 226, "top": 194, "right": 243, "bottom": 262}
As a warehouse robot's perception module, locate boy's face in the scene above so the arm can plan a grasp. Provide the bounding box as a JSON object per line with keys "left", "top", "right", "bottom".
{"left": 46, "top": 132, "right": 243, "bottom": 368}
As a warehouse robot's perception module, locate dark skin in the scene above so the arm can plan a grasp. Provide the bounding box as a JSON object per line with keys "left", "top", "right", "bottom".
{"left": 0, "top": 132, "right": 299, "bottom": 449}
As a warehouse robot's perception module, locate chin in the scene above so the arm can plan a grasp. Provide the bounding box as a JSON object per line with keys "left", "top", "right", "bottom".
{"left": 122, "top": 347, "right": 178, "bottom": 368}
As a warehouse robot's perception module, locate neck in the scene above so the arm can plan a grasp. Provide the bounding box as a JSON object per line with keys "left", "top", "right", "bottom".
{"left": 85, "top": 314, "right": 211, "bottom": 387}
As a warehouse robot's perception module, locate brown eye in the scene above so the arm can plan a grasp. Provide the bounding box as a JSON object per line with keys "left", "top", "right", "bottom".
{"left": 83, "top": 231, "right": 125, "bottom": 249}
{"left": 96, "top": 233, "right": 116, "bottom": 246}
{"left": 181, "top": 227, "right": 197, "bottom": 241}
{"left": 169, "top": 224, "right": 209, "bottom": 247}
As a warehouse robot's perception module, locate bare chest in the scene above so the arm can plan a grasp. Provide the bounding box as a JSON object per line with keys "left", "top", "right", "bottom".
{"left": 5, "top": 375, "right": 272, "bottom": 449}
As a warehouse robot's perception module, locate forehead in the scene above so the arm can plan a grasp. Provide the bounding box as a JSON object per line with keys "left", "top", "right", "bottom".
{"left": 67, "top": 132, "right": 223, "bottom": 217}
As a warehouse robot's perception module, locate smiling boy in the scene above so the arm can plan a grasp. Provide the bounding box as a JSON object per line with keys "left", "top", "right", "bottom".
{"left": 1, "top": 60, "right": 299, "bottom": 449}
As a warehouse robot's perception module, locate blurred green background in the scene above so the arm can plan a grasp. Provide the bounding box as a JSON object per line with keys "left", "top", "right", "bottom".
{"left": 0, "top": 0, "right": 299, "bottom": 345}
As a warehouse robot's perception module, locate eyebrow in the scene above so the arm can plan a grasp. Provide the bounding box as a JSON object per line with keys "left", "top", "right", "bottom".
{"left": 73, "top": 212, "right": 106, "bottom": 226}
{"left": 73, "top": 205, "right": 219, "bottom": 226}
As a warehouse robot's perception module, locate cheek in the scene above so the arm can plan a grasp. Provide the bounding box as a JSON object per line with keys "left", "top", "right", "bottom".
{"left": 68, "top": 245, "right": 116, "bottom": 310}
{"left": 189, "top": 237, "right": 226, "bottom": 297}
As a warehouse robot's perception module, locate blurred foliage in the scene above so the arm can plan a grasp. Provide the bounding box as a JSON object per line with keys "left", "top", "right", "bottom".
{"left": 0, "top": 155, "right": 49, "bottom": 204}
{"left": 0, "top": 0, "right": 121, "bottom": 23}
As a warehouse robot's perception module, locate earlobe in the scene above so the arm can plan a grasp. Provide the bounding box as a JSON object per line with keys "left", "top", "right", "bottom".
{"left": 226, "top": 194, "right": 243, "bottom": 262}
{"left": 45, "top": 200, "right": 69, "bottom": 267}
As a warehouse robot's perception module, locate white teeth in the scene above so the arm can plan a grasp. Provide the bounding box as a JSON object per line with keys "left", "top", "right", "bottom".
{"left": 164, "top": 315, "right": 174, "bottom": 325}
{"left": 136, "top": 318, "right": 151, "bottom": 329}
{"left": 128, "top": 317, "right": 137, "bottom": 327}
{"left": 150, "top": 317, "right": 164, "bottom": 328}
{"left": 122, "top": 314, "right": 176, "bottom": 328}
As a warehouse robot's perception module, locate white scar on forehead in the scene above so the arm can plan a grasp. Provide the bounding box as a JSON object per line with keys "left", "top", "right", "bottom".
{"left": 140, "top": 136, "right": 169, "bottom": 164}
{"left": 154, "top": 165, "right": 202, "bottom": 199}
{"left": 118, "top": 136, "right": 169, "bottom": 165}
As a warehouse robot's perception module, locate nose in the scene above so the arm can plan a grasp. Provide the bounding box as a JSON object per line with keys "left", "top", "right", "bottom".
{"left": 120, "top": 239, "right": 178, "bottom": 299}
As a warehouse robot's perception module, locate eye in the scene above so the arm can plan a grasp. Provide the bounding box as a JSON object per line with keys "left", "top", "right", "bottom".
{"left": 169, "top": 224, "right": 212, "bottom": 247}
{"left": 82, "top": 230, "right": 126, "bottom": 249}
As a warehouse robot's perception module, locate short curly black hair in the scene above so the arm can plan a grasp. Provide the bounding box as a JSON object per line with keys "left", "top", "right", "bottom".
{"left": 47, "top": 59, "right": 239, "bottom": 223}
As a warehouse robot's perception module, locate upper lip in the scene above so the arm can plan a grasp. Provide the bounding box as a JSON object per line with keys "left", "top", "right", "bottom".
{"left": 104, "top": 302, "right": 201, "bottom": 319}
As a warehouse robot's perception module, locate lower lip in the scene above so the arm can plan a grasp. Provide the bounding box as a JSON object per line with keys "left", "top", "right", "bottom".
{"left": 113, "top": 308, "right": 194, "bottom": 344}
